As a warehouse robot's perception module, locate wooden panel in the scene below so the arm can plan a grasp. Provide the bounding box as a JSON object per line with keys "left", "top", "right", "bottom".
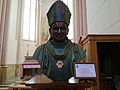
{"left": 82, "top": 34, "right": 120, "bottom": 90}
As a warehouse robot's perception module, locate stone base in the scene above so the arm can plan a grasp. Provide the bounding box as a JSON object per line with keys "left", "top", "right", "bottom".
{"left": 0, "top": 66, "right": 8, "bottom": 84}
{"left": 0, "top": 64, "right": 22, "bottom": 84}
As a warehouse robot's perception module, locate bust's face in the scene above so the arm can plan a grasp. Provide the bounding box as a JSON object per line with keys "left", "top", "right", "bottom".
{"left": 50, "top": 22, "right": 69, "bottom": 42}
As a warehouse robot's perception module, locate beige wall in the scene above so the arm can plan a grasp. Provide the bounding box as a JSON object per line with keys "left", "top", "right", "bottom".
{"left": 86, "top": 0, "right": 120, "bottom": 34}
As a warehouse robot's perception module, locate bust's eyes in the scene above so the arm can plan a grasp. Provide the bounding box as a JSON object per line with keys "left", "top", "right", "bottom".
{"left": 53, "top": 27, "right": 66, "bottom": 30}
{"left": 52, "top": 27, "right": 68, "bottom": 33}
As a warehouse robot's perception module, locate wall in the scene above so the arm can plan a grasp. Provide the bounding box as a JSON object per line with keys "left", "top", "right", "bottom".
{"left": 86, "top": 0, "right": 120, "bottom": 34}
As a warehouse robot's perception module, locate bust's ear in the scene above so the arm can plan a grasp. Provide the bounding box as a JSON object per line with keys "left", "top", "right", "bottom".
{"left": 49, "top": 28, "right": 52, "bottom": 35}
{"left": 66, "top": 28, "right": 69, "bottom": 35}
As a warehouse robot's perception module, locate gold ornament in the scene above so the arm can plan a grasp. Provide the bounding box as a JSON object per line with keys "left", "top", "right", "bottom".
{"left": 56, "top": 60, "right": 64, "bottom": 68}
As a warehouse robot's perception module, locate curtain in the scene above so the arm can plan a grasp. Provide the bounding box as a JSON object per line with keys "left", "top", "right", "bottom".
{"left": 38, "top": 0, "right": 50, "bottom": 45}
{"left": 15, "top": 0, "right": 24, "bottom": 64}
{"left": 0, "top": 0, "right": 10, "bottom": 65}
{"left": 73, "top": 0, "right": 87, "bottom": 43}
{"left": 37, "top": 0, "right": 43, "bottom": 45}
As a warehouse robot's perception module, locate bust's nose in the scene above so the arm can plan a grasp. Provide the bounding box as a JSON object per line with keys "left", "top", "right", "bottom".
{"left": 58, "top": 28, "right": 62, "bottom": 33}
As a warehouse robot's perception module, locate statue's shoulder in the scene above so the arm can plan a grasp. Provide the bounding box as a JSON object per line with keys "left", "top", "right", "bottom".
{"left": 71, "top": 42, "right": 83, "bottom": 49}
{"left": 36, "top": 44, "right": 44, "bottom": 49}
{"left": 35, "top": 43, "right": 48, "bottom": 52}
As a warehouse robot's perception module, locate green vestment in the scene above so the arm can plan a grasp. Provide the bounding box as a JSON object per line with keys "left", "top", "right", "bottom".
{"left": 33, "top": 39, "right": 86, "bottom": 81}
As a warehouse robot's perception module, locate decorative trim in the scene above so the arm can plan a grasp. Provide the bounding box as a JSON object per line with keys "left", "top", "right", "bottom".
{"left": 82, "top": 34, "right": 120, "bottom": 45}
{"left": 0, "top": 65, "right": 8, "bottom": 68}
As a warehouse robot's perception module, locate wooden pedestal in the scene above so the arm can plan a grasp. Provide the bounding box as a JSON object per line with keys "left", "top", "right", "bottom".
{"left": 26, "top": 81, "right": 96, "bottom": 90}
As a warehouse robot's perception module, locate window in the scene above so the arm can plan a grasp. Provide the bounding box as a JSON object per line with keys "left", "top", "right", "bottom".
{"left": 62, "top": 0, "right": 73, "bottom": 41}
{"left": 22, "top": 0, "right": 37, "bottom": 41}
{"left": 22, "top": 0, "right": 73, "bottom": 41}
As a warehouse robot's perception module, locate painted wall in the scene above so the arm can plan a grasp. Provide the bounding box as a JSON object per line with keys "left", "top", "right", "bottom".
{"left": 86, "top": 0, "right": 120, "bottom": 34}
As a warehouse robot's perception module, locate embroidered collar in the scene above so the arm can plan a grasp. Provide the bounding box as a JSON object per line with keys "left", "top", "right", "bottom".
{"left": 46, "top": 40, "right": 73, "bottom": 60}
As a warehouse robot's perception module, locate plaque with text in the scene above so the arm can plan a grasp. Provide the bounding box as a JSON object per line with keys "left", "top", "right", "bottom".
{"left": 74, "top": 63, "right": 96, "bottom": 80}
